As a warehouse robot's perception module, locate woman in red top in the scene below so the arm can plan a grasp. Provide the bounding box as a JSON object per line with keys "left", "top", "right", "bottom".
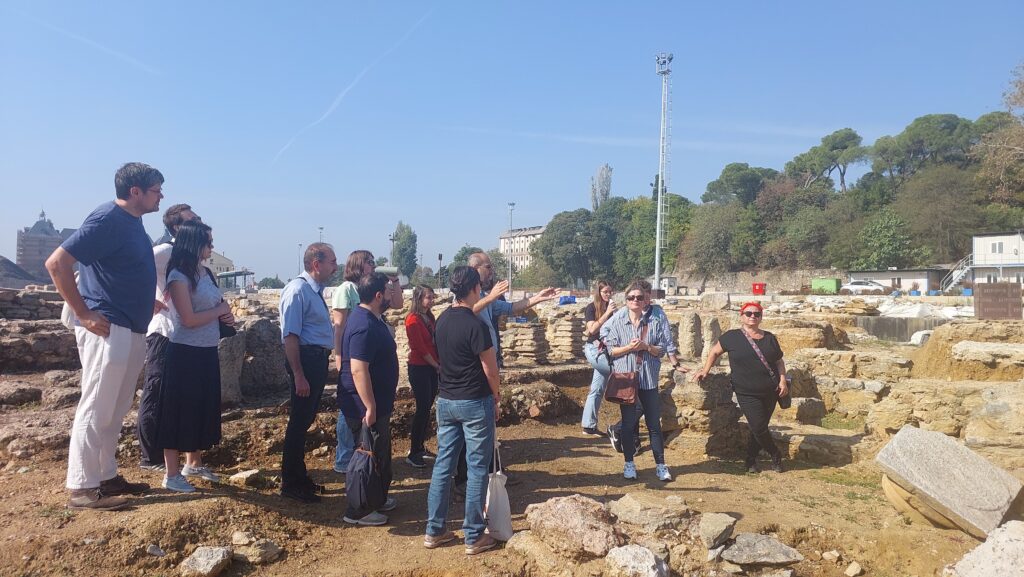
{"left": 405, "top": 285, "right": 440, "bottom": 468}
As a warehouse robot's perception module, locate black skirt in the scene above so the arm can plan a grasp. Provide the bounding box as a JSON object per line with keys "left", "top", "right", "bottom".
{"left": 157, "top": 342, "right": 222, "bottom": 452}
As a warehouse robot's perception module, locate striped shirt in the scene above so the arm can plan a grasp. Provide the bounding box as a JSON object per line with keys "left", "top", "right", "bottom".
{"left": 600, "top": 304, "right": 677, "bottom": 391}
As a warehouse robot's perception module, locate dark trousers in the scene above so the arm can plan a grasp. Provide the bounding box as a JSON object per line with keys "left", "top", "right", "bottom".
{"left": 282, "top": 346, "right": 329, "bottom": 489}
{"left": 137, "top": 333, "right": 170, "bottom": 466}
{"left": 736, "top": 393, "right": 781, "bottom": 462}
{"left": 345, "top": 414, "right": 393, "bottom": 519}
{"left": 618, "top": 388, "right": 665, "bottom": 464}
{"left": 408, "top": 364, "right": 438, "bottom": 456}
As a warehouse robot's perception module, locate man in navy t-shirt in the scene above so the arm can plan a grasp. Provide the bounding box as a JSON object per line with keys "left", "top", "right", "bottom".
{"left": 339, "top": 272, "right": 399, "bottom": 526}
{"left": 45, "top": 162, "right": 165, "bottom": 512}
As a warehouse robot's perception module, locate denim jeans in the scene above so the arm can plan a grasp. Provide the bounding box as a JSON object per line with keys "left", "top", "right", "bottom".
{"left": 282, "top": 346, "right": 328, "bottom": 489}
{"left": 334, "top": 407, "right": 355, "bottom": 471}
{"left": 581, "top": 342, "right": 612, "bottom": 429}
{"left": 618, "top": 388, "right": 665, "bottom": 465}
{"left": 426, "top": 396, "right": 495, "bottom": 545}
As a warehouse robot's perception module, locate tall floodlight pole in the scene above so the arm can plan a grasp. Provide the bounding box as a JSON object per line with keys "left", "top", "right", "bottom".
{"left": 654, "top": 52, "right": 673, "bottom": 293}
{"left": 507, "top": 202, "right": 515, "bottom": 294}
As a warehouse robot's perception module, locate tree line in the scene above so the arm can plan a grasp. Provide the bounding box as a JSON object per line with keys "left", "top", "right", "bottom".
{"left": 520, "top": 64, "right": 1024, "bottom": 288}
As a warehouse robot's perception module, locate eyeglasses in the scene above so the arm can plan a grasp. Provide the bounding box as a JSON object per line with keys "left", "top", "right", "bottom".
{"left": 626, "top": 294, "right": 646, "bottom": 302}
{"left": 742, "top": 311, "right": 763, "bottom": 318}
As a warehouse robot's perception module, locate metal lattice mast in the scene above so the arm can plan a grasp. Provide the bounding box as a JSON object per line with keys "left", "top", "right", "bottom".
{"left": 654, "top": 52, "right": 673, "bottom": 291}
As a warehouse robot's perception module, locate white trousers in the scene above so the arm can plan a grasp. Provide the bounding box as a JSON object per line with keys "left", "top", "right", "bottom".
{"left": 66, "top": 324, "right": 146, "bottom": 489}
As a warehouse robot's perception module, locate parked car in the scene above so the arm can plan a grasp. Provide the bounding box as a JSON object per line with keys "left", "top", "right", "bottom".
{"left": 840, "top": 280, "right": 891, "bottom": 294}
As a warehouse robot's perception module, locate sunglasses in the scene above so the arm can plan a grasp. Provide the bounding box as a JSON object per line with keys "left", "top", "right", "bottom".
{"left": 626, "top": 294, "right": 646, "bottom": 302}
{"left": 742, "top": 311, "right": 763, "bottom": 318}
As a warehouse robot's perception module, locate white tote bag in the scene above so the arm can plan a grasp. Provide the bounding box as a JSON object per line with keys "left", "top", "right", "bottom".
{"left": 485, "top": 440, "right": 514, "bottom": 541}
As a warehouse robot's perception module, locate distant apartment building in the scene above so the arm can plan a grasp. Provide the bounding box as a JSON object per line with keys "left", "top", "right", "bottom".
{"left": 16, "top": 211, "right": 76, "bottom": 281}
{"left": 499, "top": 225, "right": 545, "bottom": 272}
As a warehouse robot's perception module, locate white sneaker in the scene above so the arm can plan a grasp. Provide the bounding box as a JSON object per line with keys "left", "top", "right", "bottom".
{"left": 656, "top": 464, "right": 672, "bottom": 482}
{"left": 343, "top": 511, "right": 388, "bottom": 526}
{"left": 623, "top": 462, "right": 637, "bottom": 480}
{"left": 162, "top": 474, "right": 196, "bottom": 493}
{"left": 181, "top": 465, "right": 220, "bottom": 483}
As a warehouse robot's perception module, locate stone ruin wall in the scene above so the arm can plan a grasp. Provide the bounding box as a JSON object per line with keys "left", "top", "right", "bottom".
{"left": 5, "top": 288, "right": 1024, "bottom": 473}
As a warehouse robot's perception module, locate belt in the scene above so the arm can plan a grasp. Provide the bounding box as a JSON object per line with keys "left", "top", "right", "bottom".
{"left": 299, "top": 345, "right": 331, "bottom": 355}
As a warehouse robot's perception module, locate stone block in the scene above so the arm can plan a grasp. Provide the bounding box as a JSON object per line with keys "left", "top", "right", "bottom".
{"left": 608, "top": 492, "right": 691, "bottom": 532}
{"left": 875, "top": 425, "right": 1023, "bottom": 538}
{"left": 721, "top": 533, "right": 803, "bottom": 566}
{"left": 944, "top": 520, "right": 1024, "bottom": 577}
{"left": 525, "top": 495, "right": 624, "bottom": 560}
{"left": 605, "top": 545, "right": 668, "bottom": 577}
{"left": 791, "top": 398, "right": 826, "bottom": 425}
{"left": 694, "top": 512, "right": 736, "bottom": 549}
{"left": 179, "top": 546, "right": 232, "bottom": 577}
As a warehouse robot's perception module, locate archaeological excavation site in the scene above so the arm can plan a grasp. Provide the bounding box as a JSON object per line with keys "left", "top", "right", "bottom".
{"left": 0, "top": 287, "right": 1021, "bottom": 577}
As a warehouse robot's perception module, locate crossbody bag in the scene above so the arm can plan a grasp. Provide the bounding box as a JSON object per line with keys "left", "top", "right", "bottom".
{"left": 604, "top": 322, "right": 649, "bottom": 405}
{"left": 740, "top": 330, "right": 790, "bottom": 409}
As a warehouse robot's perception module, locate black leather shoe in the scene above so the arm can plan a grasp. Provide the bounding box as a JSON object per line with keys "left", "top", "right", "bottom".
{"left": 771, "top": 457, "right": 784, "bottom": 473}
{"left": 745, "top": 460, "right": 759, "bottom": 474}
{"left": 281, "top": 485, "right": 320, "bottom": 503}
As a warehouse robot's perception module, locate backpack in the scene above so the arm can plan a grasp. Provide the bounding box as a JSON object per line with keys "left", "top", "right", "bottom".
{"left": 345, "top": 423, "right": 386, "bottom": 514}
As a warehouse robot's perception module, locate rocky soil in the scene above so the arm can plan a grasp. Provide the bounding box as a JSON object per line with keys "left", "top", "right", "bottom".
{"left": 0, "top": 362, "right": 988, "bottom": 577}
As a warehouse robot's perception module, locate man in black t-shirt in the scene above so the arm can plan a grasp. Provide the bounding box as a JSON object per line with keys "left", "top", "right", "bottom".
{"left": 423, "top": 266, "right": 502, "bottom": 556}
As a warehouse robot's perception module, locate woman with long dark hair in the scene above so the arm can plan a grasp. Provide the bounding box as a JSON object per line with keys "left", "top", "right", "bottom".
{"left": 581, "top": 280, "right": 616, "bottom": 435}
{"left": 405, "top": 285, "right": 440, "bottom": 468}
{"left": 157, "top": 221, "right": 232, "bottom": 492}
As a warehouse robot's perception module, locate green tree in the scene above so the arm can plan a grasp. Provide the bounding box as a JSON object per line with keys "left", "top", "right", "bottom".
{"left": 391, "top": 221, "right": 418, "bottom": 277}
{"left": 451, "top": 245, "right": 484, "bottom": 268}
{"left": 679, "top": 203, "right": 742, "bottom": 278}
{"left": 375, "top": 256, "right": 388, "bottom": 266}
{"left": 893, "top": 165, "right": 981, "bottom": 262}
{"left": 531, "top": 209, "right": 596, "bottom": 286}
{"left": 852, "top": 208, "right": 931, "bottom": 270}
{"left": 257, "top": 276, "right": 285, "bottom": 289}
{"left": 410, "top": 265, "right": 435, "bottom": 288}
{"left": 516, "top": 259, "right": 561, "bottom": 289}
{"left": 614, "top": 195, "right": 690, "bottom": 282}
{"left": 487, "top": 248, "right": 512, "bottom": 281}
{"left": 702, "top": 163, "right": 778, "bottom": 205}
{"left": 974, "top": 65, "right": 1024, "bottom": 206}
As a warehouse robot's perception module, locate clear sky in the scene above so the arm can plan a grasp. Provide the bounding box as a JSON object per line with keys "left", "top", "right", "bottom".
{"left": 2, "top": 1, "right": 1022, "bottom": 280}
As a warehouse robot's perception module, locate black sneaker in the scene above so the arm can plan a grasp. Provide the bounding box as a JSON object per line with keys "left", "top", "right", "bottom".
{"left": 771, "top": 456, "right": 784, "bottom": 473}
{"left": 745, "top": 460, "right": 760, "bottom": 474}
{"left": 582, "top": 427, "right": 602, "bottom": 436}
{"left": 607, "top": 425, "right": 622, "bottom": 453}
{"left": 281, "top": 485, "right": 320, "bottom": 503}
{"left": 405, "top": 453, "right": 427, "bottom": 468}
{"left": 100, "top": 475, "right": 149, "bottom": 496}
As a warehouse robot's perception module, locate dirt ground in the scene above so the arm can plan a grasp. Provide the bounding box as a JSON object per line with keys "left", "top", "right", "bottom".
{"left": 0, "top": 367, "right": 978, "bottom": 577}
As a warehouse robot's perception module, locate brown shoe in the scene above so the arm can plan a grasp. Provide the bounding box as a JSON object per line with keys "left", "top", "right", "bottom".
{"left": 67, "top": 489, "right": 129, "bottom": 511}
{"left": 423, "top": 531, "right": 457, "bottom": 549}
{"left": 100, "top": 475, "right": 149, "bottom": 496}
{"left": 465, "top": 533, "right": 498, "bottom": 555}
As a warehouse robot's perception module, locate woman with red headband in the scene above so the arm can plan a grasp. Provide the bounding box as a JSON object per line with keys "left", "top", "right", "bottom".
{"left": 692, "top": 302, "right": 789, "bottom": 473}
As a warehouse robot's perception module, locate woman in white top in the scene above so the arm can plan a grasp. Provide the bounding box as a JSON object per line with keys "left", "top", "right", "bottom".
{"left": 157, "top": 221, "right": 233, "bottom": 493}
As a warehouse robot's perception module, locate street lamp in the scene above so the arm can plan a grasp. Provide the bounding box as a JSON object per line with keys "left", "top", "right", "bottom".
{"left": 318, "top": 226, "right": 323, "bottom": 243}
{"left": 437, "top": 253, "right": 443, "bottom": 288}
{"left": 388, "top": 233, "right": 396, "bottom": 264}
{"left": 507, "top": 202, "right": 515, "bottom": 295}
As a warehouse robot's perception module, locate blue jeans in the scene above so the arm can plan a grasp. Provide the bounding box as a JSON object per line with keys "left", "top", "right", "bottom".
{"left": 426, "top": 396, "right": 495, "bottom": 545}
{"left": 334, "top": 407, "right": 355, "bottom": 471}
{"left": 581, "top": 343, "right": 612, "bottom": 429}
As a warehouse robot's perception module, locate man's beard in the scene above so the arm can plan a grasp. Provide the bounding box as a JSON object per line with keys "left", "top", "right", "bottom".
{"left": 480, "top": 275, "right": 495, "bottom": 292}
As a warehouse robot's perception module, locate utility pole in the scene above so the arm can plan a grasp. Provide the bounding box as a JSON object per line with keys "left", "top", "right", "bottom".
{"left": 437, "top": 253, "right": 443, "bottom": 288}
{"left": 653, "top": 52, "right": 673, "bottom": 294}
{"left": 507, "top": 202, "right": 515, "bottom": 295}
{"left": 388, "top": 233, "right": 396, "bottom": 264}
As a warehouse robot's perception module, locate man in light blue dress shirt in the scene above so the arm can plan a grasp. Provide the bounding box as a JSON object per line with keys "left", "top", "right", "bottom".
{"left": 278, "top": 243, "right": 338, "bottom": 503}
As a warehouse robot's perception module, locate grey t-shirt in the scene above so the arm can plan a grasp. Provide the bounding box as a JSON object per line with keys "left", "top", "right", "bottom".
{"left": 167, "top": 268, "right": 222, "bottom": 347}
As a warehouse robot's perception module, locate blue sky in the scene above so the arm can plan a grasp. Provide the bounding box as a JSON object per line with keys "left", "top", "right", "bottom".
{"left": 2, "top": 1, "right": 1022, "bottom": 280}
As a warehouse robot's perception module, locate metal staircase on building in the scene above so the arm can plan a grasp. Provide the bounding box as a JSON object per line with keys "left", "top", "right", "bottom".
{"left": 941, "top": 254, "right": 974, "bottom": 293}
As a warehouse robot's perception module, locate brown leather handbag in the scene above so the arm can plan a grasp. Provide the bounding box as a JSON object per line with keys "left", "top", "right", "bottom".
{"left": 604, "top": 323, "right": 648, "bottom": 405}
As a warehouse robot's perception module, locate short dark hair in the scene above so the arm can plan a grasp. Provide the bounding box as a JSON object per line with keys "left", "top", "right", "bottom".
{"left": 303, "top": 242, "right": 334, "bottom": 272}
{"left": 344, "top": 250, "right": 374, "bottom": 283}
{"left": 449, "top": 266, "right": 481, "bottom": 301}
{"left": 358, "top": 272, "right": 389, "bottom": 304}
{"left": 626, "top": 278, "right": 650, "bottom": 296}
{"left": 114, "top": 162, "right": 164, "bottom": 200}
{"left": 162, "top": 204, "right": 194, "bottom": 234}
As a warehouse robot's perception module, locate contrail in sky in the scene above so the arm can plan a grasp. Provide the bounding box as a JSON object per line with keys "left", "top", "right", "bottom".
{"left": 8, "top": 8, "right": 160, "bottom": 75}
{"left": 271, "top": 7, "right": 434, "bottom": 165}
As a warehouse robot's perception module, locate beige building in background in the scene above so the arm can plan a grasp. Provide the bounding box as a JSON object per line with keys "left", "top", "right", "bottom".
{"left": 16, "top": 211, "right": 75, "bottom": 281}
{"left": 499, "top": 225, "right": 545, "bottom": 272}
